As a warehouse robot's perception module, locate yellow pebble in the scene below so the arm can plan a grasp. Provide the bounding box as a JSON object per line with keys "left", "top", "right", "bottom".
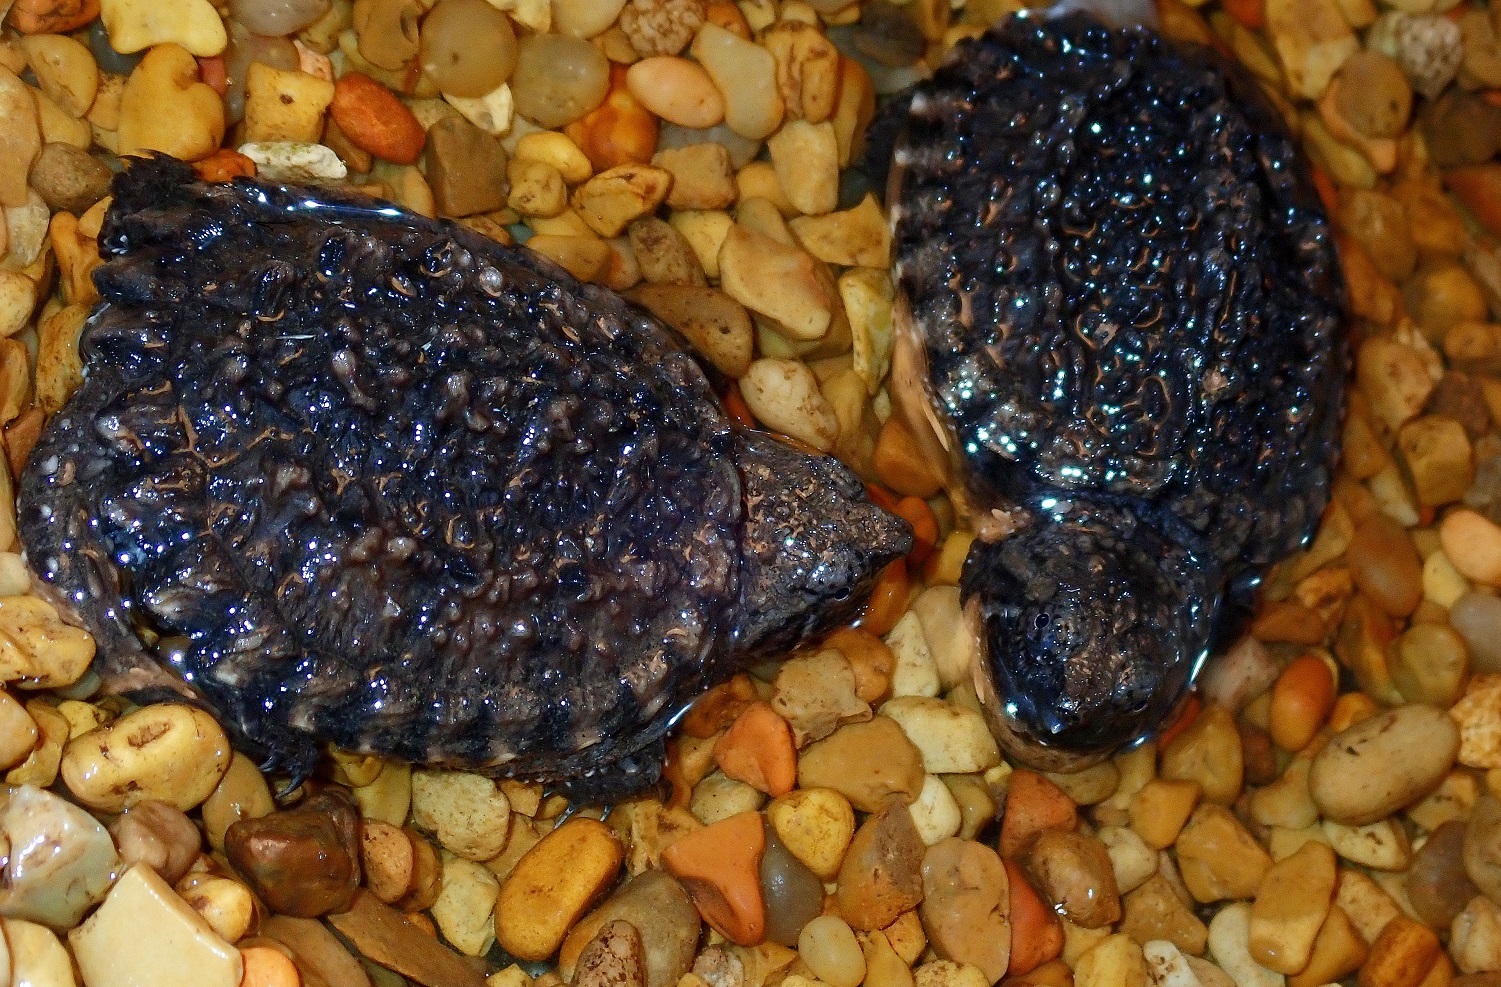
{"left": 495, "top": 818, "right": 624, "bottom": 962}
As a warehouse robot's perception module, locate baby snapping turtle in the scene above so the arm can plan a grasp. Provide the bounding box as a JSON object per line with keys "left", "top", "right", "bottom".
{"left": 19, "top": 158, "right": 910, "bottom": 798}
{"left": 879, "top": 13, "right": 1344, "bottom": 769}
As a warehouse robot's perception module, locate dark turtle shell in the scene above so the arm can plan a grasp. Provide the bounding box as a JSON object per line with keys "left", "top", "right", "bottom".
{"left": 882, "top": 13, "right": 1344, "bottom": 765}
{"left": 19, "top": 158, "right": 909, "bottom": 794}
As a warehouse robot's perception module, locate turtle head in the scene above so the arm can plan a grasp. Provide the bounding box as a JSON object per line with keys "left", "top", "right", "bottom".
{"left": 960, "top": 497, "right": 1215, "bottom": 771}
{"left": 729, "top": 430, "right": 912, "bottom": 663}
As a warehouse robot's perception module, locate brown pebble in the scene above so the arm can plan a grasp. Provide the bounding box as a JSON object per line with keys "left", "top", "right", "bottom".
{"left": 575, "top": 920, "right": 647, "bottom": 987}
{"left": 28, "top": 142, "right": 113, "bottom": 215}
{"left": 1239, "top": 723, "right": 1279, "bottom": 787}
{"left": 1345, "top": 514, "right": 1423, "bottom": 618}
{"left": 835, "top": 800, "right": 925, "bottom": 930}
{"left": 1027, "top": 830, "right": 1122, "bottom": 929}
{"left": 1428, "top": 372, "right": 1494, "bottom": 438}
{"left": 225, "top": 788, "right": 361, "bottom": 917}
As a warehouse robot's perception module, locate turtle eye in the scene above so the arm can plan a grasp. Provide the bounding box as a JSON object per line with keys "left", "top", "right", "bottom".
{"left": 959, "top": 499, "right": 1215, "bottom": 771}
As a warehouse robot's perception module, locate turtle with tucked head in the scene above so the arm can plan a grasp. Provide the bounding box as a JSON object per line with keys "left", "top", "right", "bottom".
{"left": 874, "top": 11, "right": 1344, "bottom": 769}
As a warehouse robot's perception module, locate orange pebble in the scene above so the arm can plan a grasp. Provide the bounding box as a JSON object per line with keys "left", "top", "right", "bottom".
{"left": 1359, "top": 917, "right": 1441, "bottom": 987}
{"left": 714, "top": 701, "right": 796, "bottom": 796}
{"left": 679, "top": 673, "right": 757, "bottom": 739}
{"left": 7, "top": 0, "right": 98, "bottom": 33}
{"left": 663, "top": 739, "right": 694, "bottom": 810}
{"left": 1156, "top": 692, "right": 1202, "bottom": 751}
{"left": 240, "top": 946, "right": 301, "bottom": 987}
{"left": 1270, "top": 653, "right": 1335, "bottom": 752}
{"left": 1328, "top": 691, "right": 1381, "bottom": 732}
{"left": 661, "top": 810, "right": 767, "bottom": 945}
{"left": 893, "top": 496, "right": 938, "bottom": 567}
{"left": 1311, "top": 165, "right": 1339, "bottom": 216}
{"left": 872, "top": 416, "right": 944, "bottom": 498}
{"left": 198, "top": 55, "right": 228, "bottom": 96}
{"left": 565, "top": 65, "right": 659, "bottom": 173}
{"left": 864, "top": 481, "right": 903, "bottom": 515}
{"left": 859, "top": 558, "right": 909, "bottom": 637}
{"left": 704, "top": 0, "right": 752, "bottom": 38}
{"left": 1251, "top": 599, "right": 1329, "bottom": 645}
{"left": 998, "top": 769, "right": 1078, "bottom": 859}
{"left": 823, "top": 626, "right": 895, "bottom": 705}
{"left": 1222, "top": 0, "right": 1266, "bottom": 28}
{"left": 1005, "top": 859, "right": 1063, "bottom": 976}
{"left": 724, "top": 383, "right": 757, "bottom": 429}
{"left": 330, "top": 73, "right": 427, "bottom": 165}
{"left": 194, "top": 149, "right": 257, "bottom": 183}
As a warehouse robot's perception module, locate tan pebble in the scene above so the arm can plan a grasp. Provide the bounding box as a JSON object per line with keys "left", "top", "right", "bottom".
{"left": 1309, "top": 704, "right": 1459, "bottom": 822}
{"left": 574, "top": 920, "right": 647, "bottom": 987}
{"left": 654, "top": 144, "right": 736, "bottom": 211}
{"left": 10, "top": 918, "right": 80, "bottom": 987}
{"left": 117, "top": 44, "right": 225, "bottom": 161}
{"left": 432, "top": 857, "right": 500, "bottom": 957}
{"left": 1141, "top": 940, "right": 1202, "bottom": 987}
{"left": 1397, "top": 416, "right": 1474, "bottom": 506}
{"left": 60, "top": 703, "right": 231, "bottom": 813}
{"left": 1248, "top": 841, "right": 1337, "bottom": 974}
{"left": 718, "top": 224, "right": 836, "bottom": 341}
{"left": 1160, "top": 704, "right": 1243, "bottom": 806}
{"left": 411, "top": 770, "right": 512, "bottom": 861}
{"left": 739, "top": 358, "right": 838, "bottom": 452}
{"left": 1099, "top": 826, "right": 1159, "bottom": 896}
{"left": 198, "top": 753, "right": 271, "bottom": 846}
{"left": 1076, "top": 934, "right": 1150, "bottom": 987}
{"left": 1450, "top": 895, "right": 1501, "bottom": 974}
{"left": 913, "top": 960, "right": 989, "bottom": 987}
{"left": 690, "top": 770, "right": 765, "bottom": 824}
{"left": 177, "top": 875, "right": 255, "bottom": 946}
{"left": 1120, "top": 874, "right": 1207, "bottom": 958}
{"left": 691, "top": 23, "right": 783, "bottom": 140}
{"left": 1287, "top": 904, "right": 1368, "bottom": 987}
{"left": 69, "top": 865, "right": 242, "bottom": 987}
{"left": 919, "top": 838, "right": 1010, "bottom": 981}
{"left": 1129, "top": 779, "right": 1202, "bottom": 851}
{"left": 1321, "top": 819, "right": 1411, "bottom": 871}
{"left": 797, "top": 716, "right": 925, "bottom": 813}
{"left": 1174, "top": 805, "right": 1273, "bottom": 904}
{"left": 0, "top": 68, "right": 42, "bottom": 208}
{"left": 573, "top": 164, "right": 673, "bottom": 237}
{"left": 626, "top": 57, "right": 724, "bottom": 128}
{"left": 766, "top": 787, "right": 856, "bottom": 880}
{"left": 1356, "top": 338, "right": 1436, "bottom": 432}
{"left": 1335, "top": 869, "right": 1402, "bottom": 946}
{"left": 791, "top": 194, "right": 891, "bottom": 269}
{"left": 1030, "top": 830, "right": 1123, "bottom": 929}
{"left": 771, "top": 649, "right": 870, "bottom": 746}
{"left": 767, "top": 119, "right": 839, "bottom": 216}
{"left": 496, "top": 818, "right": 624, "bottom": 962}
{"left": 514, "top": 130, "right": 594, "bottom": 184}
{"left": 1453, "top": 675, "right": 1501, "bottom": 769}
{"left": 560, "top": 871, "right": 701, "bottom": 987}
{"left": 100, "top": 0, "right": 227, "bottom": 55}
{"left": 762, "top": 20, "right": 840, "bottom": 123}
{"left": 880, "top": 696, "right": 1000, "bottom": 774}
{"left": 884, "top": 611, "right": 939, "bottom": 699}
{"left": 835, "top": 800, "right": 925, "bottom": 931}
{"left": 1441, "top": 510, "right": 1501, "bottom": 585}
{"left": 242, "top": 62, "right": 335, "bottom": 144}
{"left": 799, "top": 915, "right": 866, "bottom": 987}
{"left": 1207, "top": 903, "right": 1282, "bottom": 987}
